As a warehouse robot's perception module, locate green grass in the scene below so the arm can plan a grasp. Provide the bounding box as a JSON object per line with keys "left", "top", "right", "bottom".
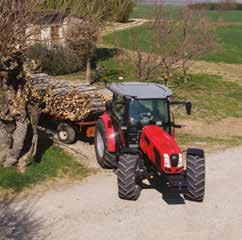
{"left": 0, "top": 146, "right": 88, "bottom": 191}
{"left": 131, "top": 4, "right": 156, "bottom": 19}
{"left": 98, "top": 50, "right": 242, "bottom": 121}
{"left": 99, "top": 54, "right": 143, "bottom": 82}
{"left": 200, "top": 25, "right": 242, "bottom": 64}
{"left": 104, "top": 23, "right": 242, "bottom": 64}
{"left": 97, "top": 53, "right": 242, "bottom": 120}
{"left": 207, "top": 10, "right": 242, "bottom": 22}
{"left": 131, "top": 5, "right": 182, "bottom": 19}
{"left": 170, "top": 74, "right": 242, "bottom": 121}
{"left": 176, "top": 132, "right": 242, "bottom": 151}
{"left": 104, "top": 24, "right": 152, "bottom": 50}
{"left": 131, "top": 4, "right": 242, "bottom": 22}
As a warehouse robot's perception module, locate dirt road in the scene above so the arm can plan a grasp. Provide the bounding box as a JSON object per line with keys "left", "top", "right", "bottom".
{"left": 3, "top": 146, "right": 241, "bottom": 240}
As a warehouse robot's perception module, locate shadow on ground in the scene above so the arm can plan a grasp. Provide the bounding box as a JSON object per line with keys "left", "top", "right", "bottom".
{"left": 0, "top": 194, "right": 45, "bottom": 240}
{"left": 21, "top": 122, "right": 54, "bottom": 164}
{"left": 39, "top": 114, "right": 95, "bottom": 145}
{"left": 95, "top": 47, "right": 119, "bottom": 62}
{"left": 142, "top": 178, "right": 185, "bottom": 205}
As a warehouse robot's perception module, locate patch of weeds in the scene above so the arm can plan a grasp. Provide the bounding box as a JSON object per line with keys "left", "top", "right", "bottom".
{"left": 0, "top": 146, "right": 89, "bottom": 192}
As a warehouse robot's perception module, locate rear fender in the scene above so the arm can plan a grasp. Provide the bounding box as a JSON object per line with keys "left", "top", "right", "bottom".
{"left": 100, "top": 113, "right": 116, "bottom": 153}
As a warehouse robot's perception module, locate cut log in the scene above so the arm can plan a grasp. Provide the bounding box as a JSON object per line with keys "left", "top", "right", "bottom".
{"left": 25, "top": 73, "right": 112, "bottom": 122}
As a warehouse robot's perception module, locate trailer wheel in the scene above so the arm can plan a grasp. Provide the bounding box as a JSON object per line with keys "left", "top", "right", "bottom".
{"left": 185, "top": 150, "right": 205, "bottom": 202}
{"left": 94, "top": 120, "right": 117, "bottom": 169}
{"left": 57, "top": 122, "right": 77, "bottom": 144}
{"left": 118, "top": 154, "right": 141, "bottom": 201}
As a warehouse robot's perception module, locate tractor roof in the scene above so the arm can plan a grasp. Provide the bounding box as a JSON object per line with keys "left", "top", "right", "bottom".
{"left": 108, "top": 82, "right": 172, "bottom": 99}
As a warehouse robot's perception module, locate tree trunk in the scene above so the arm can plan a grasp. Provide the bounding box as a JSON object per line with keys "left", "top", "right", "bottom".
{"left": 183, "top": 59, "right": 188, "bottom": 83}
{"left": 18, "top": 106, "right": 40, "bottom": 173}
{"left": 0, "top": 120, "right": 13, "bottom": 165}
{"left": 86, "top": 57, "right": 92, "bottom": 85}
{"left": 3, "top": 118, "right": 28, "bottom": 168}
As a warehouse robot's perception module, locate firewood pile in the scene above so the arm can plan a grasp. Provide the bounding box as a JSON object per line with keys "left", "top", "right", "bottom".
{"left": 24, "top": 73, "right": 112, "bottom": 122}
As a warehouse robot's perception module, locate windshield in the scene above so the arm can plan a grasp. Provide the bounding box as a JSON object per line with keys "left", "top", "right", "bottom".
{"left": 129, "top": 99, "right": 169, "bottom": 128}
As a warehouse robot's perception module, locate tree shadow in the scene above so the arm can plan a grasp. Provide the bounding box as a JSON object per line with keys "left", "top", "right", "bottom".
{"left": 0, "top": 193, "right": 46, "bottom": 240}
{"left": 142, "top": 177, "right": 185, "bottom": 205}
{"left": 21, "top": 121, "right": 54, "bottom": 164}
{"left": 94, "top": 48, "right": 122, "bottom": 83}
{"left": 95, "top": 47, "right": 119, "bottom": 62}
{"left": 35, "top": 129, "right": 54, "bottom": 163}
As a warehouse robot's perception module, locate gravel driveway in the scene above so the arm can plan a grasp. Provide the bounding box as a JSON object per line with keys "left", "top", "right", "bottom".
{"left": 1, "top": 146, "right": 242, "bottom": 240}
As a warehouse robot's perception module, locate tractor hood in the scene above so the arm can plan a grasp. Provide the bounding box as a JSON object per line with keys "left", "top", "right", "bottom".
{"left": 140, "top": 125, "right": 182, "bottom": 173}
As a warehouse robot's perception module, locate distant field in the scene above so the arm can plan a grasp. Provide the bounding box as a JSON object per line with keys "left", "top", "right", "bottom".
{"left": 131, "top": 5, "right": 182, "bottom": 19}
{"left": 104, "top": 23, "right": 242, "bottom": 64}
{"left": 208, "top": 10, "right": 242, "bottom": 22}
{"left": 200, "top": 25, "right": 242, "bottom": 64}
{"left": 131, "top": 4, "right": 242, "bottom": 23}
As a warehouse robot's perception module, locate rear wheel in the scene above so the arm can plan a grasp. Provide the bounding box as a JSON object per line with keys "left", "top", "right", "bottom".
{"left": 185, "top": 152, "right": 205, "bottom": 202}
{"left": 94, "top": 120, "right": 117, "bottom": 169}
{"left": 57, "top": 122, "right": 77, "bottom": 144}
{"left": 118, "top": 154, "right": 141, "bottom": 201}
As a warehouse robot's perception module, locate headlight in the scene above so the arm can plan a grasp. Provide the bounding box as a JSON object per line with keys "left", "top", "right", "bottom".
{"left": 164, "top": 154, "right": 171, "bottom": 168}
{"left": 178, "top": 153, "right": 183, "bottom": 168}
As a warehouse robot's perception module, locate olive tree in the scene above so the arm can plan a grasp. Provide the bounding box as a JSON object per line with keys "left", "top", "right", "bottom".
{"left": 0, "top": 0, "right": 47, "bottom": 171}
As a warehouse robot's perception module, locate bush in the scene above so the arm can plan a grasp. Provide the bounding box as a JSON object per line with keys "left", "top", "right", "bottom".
{"left": 189, "top": 2, "right": 242, "bottom": 11}
{"left": 111, "top": 0, "right": 136, "bottom": 22}
{"left": 27, "top": 44, "right": 84, "bottom": 75}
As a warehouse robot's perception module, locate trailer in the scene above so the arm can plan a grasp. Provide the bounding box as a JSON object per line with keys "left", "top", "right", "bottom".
{"left": 47, "top": 112, "right": 103, "bottom": 144}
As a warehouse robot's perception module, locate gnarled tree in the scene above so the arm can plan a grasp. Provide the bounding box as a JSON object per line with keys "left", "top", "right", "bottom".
{"left": 0, "top": 0, "right": 47, "bottom": 171}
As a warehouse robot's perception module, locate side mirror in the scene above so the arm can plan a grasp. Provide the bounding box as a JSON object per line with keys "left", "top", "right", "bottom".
{"left": 186, "top": 101, "right": 192, "bottom": 115}
{"left": 105, "top": 100, "right": 112, "bottom": 114}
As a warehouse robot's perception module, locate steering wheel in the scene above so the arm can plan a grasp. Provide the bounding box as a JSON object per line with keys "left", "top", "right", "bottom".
{"left": 140, "top": 112, "right": 153, "bottom": 124}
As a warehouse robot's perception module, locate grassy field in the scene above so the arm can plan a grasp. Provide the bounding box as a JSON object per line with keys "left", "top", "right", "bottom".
{"left": 131, "top": 5, "right": 182, "bottom": 19}
{"left": 97, "top": 49, "right": 242, "bottom": 121}
{"left": 208, "top": 10, "right": 242, "bottom": 22}
{"left": 93, "top": 59, "right": 242, "bottom": 150}
{"left": 170, "top": 74, "right": 242, "bottom": 121}
{"left": 176, "top": 132, "right": 242, "bottom": 152}
{"left": 131, "top": 4, "right": 242, "bottom": 22}
{"left": 200, "top": 25, "right": 242, "bottom": 64}
{"left": 104, "top": 23, "right": 242, "bottom": 64}
{"left": 0, "top": 146, "right": 88, "bottom": 191}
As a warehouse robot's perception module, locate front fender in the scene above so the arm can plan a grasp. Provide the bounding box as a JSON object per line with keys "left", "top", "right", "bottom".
{"left": 100, "top": 113, "right": 116, "bottom": 153}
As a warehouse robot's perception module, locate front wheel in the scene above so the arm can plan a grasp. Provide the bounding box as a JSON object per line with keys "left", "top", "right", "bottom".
{"left": 184, "top": 150, "right": 205, "bottom": 202}
{"left": 118, "top": 154, "right": 142, "bottom": 201}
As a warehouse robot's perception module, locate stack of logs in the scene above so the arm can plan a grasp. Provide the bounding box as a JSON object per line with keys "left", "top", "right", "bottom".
{"left": 25, "top": 73, "right": 112, "bottom": 122}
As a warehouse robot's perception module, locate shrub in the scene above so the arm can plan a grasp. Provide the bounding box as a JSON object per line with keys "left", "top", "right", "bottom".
{"left": 111, "top": 0, "right": 136, "bottom": 22}
{"left": 27, "top": 44, "right": 84, "bottom": 75}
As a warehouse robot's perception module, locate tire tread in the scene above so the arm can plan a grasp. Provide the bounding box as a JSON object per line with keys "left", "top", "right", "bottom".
{"left": 185, "top": 154, "right": 205, "bottom": 202}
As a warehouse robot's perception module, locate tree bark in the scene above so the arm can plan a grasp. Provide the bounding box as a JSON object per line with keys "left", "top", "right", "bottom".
{"left": 86, "top": 57, "right": 92, "bottom": 85}
{"left": 0, "top": 120, "right": 14, "bottom": 165}
{"left": 3, "top": 118, "right": 28, "bottom": 168}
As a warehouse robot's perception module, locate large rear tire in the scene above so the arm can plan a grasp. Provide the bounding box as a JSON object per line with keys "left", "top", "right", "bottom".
{"left": 185, "top": 151, "right": 205, "bottom": 202}
{"left": 94, "top": 120, "right": 117, "bottom": 169}
{"left": 118, "top": 154, "right": 141, "bottom": 201}
{"left": 57, "top": 122, "right": 77, "bottom": 144}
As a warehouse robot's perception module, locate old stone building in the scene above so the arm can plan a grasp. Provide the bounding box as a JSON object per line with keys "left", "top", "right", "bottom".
{"left": 27, "top": 12, "right": 81, "bottom": 48}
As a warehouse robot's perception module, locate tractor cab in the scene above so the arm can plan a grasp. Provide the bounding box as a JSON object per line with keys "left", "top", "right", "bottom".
{"left": 106, "top": 82, "right": 191, "bottom": 150}
{"left": 94, "top": 82, "right": 205, "bottom": 202}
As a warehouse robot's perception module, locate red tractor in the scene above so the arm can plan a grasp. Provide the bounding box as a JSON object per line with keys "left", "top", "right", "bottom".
{"left": 94, "top": 82, "right": 205, "bottom": 202}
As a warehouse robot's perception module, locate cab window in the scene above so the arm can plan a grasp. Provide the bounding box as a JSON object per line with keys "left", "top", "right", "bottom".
{"left": 112, "top": 94, "right": 125, "bottom": 124}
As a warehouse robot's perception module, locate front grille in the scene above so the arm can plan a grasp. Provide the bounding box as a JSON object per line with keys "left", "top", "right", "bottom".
{"left": 170, "top": 154, "right": 179, "bottom": 167}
